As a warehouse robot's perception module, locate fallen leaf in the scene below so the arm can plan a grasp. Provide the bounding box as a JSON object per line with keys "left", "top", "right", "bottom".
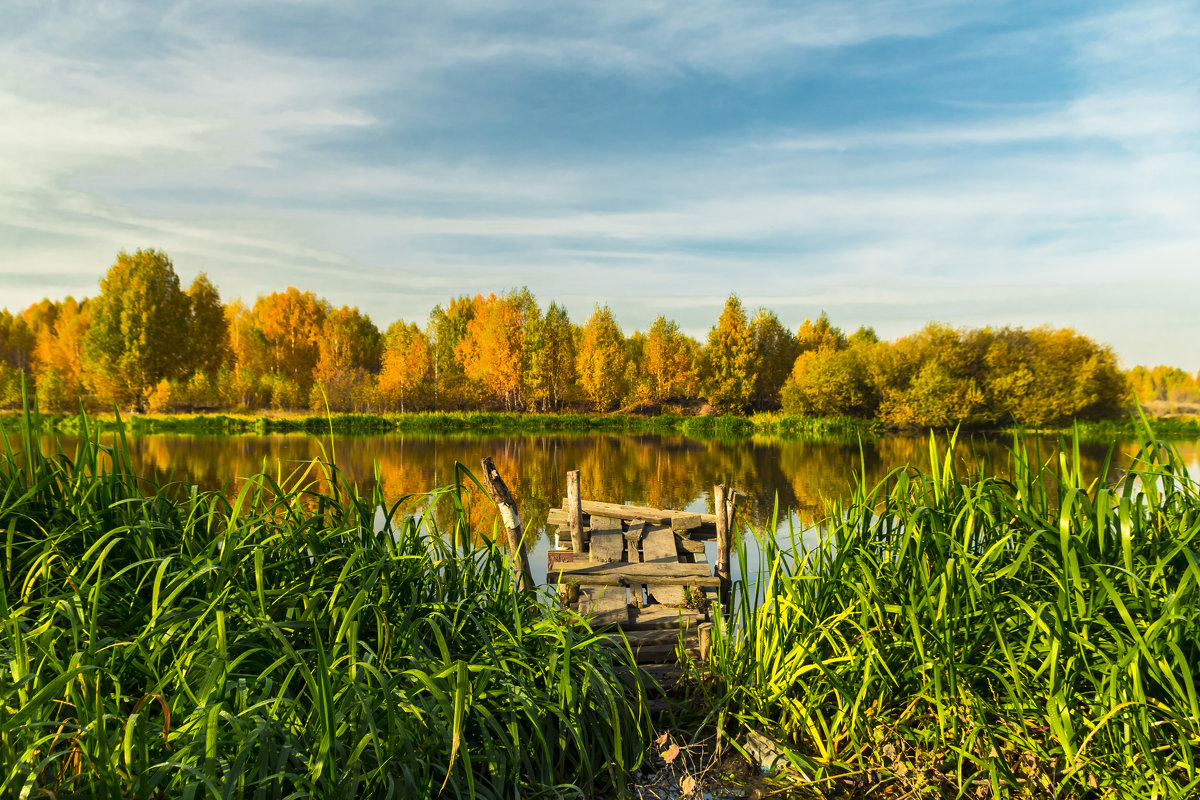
{"left": 680, "top": 775, "right": 698, "bottom": 797}
{"left": 655, "top": 731, "right": 670, "bottom": 747}
{"left": 660, "top": 743, "right": 681, "bottom": 763}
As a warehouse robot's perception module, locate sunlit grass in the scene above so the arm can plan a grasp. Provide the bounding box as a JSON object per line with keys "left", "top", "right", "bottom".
{"left": 0, "top": 406, "right": 650, "bottom": 799}
{"left": 703, "top": 420, "right": 1200, "bottom": 797}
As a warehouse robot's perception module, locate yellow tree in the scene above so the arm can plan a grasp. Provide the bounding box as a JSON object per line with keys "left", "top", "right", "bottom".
{"left": 31, "top": 297, "right": 90, "bottom": 411}
{"left": 312, "top": 306, "right": 382, "bottom": 411}
{"left": 82, "top": 249, "right": 191, "bottom": 411}
{"left": 643, "top": 316, "right": 699, "bottom": 401}
{"left": 379, "top": 321, "right": 431, "bottom": 412}
{"left": 701, "top": 295, "right": 757, "bottom": 414}
{"left": 248, "top": 287, "right": 329, "bottom": 406}
{"left": 576, "top": 305, "right": 626, "bottom": 411}
{"left": 454, "top": 292, "right": 530, "bottom": 410}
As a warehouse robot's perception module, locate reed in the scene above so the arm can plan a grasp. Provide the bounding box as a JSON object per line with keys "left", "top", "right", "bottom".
{"left": 0, "top": 406, "right": 650, "bottom": 799}
{"left": 703, "top": 421, "right": 1200, "bottom": 797}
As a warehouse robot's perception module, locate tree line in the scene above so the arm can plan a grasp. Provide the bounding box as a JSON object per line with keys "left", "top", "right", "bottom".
{"left": 0, "top": 248, "right": 1182, "bottom": 426}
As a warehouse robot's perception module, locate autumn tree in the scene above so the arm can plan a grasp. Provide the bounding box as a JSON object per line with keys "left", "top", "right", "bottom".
{"left": 795, "top": 311, "right": 847, "bottom": 355}
{"left": 82, "top": 249, "right": 193, "bottom": 410}
{"left": 379, "top": 321, "right": 431, "bottom": 412}
{"left": 576, "top": 305, "right": 627, "bottom": 412}
{"left": 247, "top": 287, "right": 329, "bottom": 407}
{"left": 526, "top": 301, "right": 576, "bottom": 410}
{"left": 750, "top": 308, "right": 797, "bottom": 411}
{"left": 454, "top": 291, "right": 532, "bottom": 410}
{"left": 31, "top": 297, "right": 90, "bottom": 411}
{"left": 642, "top": 316, "right": 699, "bottom": 402}
{"left": 311, "top": 306, "right": 382, "bottom": 411}
{"left": 700, "top": 295, "right": 757, "bottom": 414}
{"left": 185, "top": 274, "right": 229, "bottom": 378}
{"left": 428, "top": 297, "right": 475, "bottom": 409}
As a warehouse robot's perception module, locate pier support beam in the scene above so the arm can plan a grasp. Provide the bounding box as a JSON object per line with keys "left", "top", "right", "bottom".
{"left": 481, "top": 457, "right": 534, "bottom": 591}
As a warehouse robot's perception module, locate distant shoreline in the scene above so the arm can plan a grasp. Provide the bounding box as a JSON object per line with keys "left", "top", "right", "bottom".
{"left": 3, "top": 409, "right": 1197, "bottom": 440}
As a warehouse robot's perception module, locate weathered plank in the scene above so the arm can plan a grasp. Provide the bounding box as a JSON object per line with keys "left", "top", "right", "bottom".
{"left": 554, "top": 561, "right": 711, "bottom": 580}
{"left": 589, "top": 515, "right": 625, "bottom": 563}
{"left": 673, "top": 534, "right": 706, "bottom": 554}
{"left": 628, "top": 605, "right": 702, "bottom": 630}
{"left": 578, "top": 585, "right": 629, "bottom": 627}
{"left": 563, "top": 499, "right": 717, "bottom": 528}
{"left": 625, "top": 521, "right": 646, "bottom": 607}
{"left": 642, "top": 524, "right": 686, "bottom": 606}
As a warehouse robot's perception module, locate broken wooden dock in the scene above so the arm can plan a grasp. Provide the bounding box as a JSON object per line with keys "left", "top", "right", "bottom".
{"left": 544, "top": 471, "right": 739, "bottom": 685}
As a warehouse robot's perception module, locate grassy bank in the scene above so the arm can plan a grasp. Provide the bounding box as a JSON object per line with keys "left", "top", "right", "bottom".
{"left": 4, "top": 407, "right": 1196, "bottom": 440}
{"left": 701, "top": 426, "right": 1200, "bottom": 797}
{"left": 0, "top": 416, "right": 650, "bottom": 798}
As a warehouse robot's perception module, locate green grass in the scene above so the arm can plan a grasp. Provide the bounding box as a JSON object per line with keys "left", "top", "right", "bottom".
{"left": 0, "top": 407, "right": 651, "bottom": 798}
{"left": 700, "top": 421, "right": 1200, "bottom": 797}
{"left": 8, "top": 408, "right": 1195, "bottom": 442}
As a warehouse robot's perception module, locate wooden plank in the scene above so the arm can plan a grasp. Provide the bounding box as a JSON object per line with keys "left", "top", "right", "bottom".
{"left": 642, "top": 525, "right": 685, "bottom": 606}
{"left": 564, "top": 499, "right": 717, "bottom": 527}
{"left": 669, "top": 513, "right": 703, "bottom": 532}
{"left": 589, "top": 515, "right": 625, "bottom": 563}
{"left": 673, "top": 534, "right": 705, "bottom": 554}
{"left": 578, "top": 585, "right": 629, "bottom": 627}
{"left": 554, "top": 561, "right": 711, "bottom": 580}
{"left": 628, "top": 606, "right": 701, "bottom": 630}
{"left": 553, "top": 572, "right": 719, "bottom": 588}
{"left": 625, "top": 521, "right": 646, "bottom": 607}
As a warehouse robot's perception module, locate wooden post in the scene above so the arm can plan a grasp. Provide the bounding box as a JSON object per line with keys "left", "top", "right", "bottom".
{"left": 698, "top": 622, "right": 713, "bottom": 663}
{"left": 480, "top": 457, "right": 534, "bottom": 591}
{"left": 566, "top": 469, "right": 585, "bottom": 555}
{"left": 714, "top": 484, "right": 731, "bottom": 611}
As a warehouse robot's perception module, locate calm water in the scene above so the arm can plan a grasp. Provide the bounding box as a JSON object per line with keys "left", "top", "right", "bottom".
{"left": 13, "top": 430, "right": 1200, "bottom": 585}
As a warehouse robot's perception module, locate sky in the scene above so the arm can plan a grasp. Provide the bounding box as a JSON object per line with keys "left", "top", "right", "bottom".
{"left": 1, "top": 0, "right": 1198, "bottom": 371}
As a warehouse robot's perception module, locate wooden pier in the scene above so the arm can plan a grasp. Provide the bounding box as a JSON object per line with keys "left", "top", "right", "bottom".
{"left": 544, "top": 470, "right": 739, "bottom": 685}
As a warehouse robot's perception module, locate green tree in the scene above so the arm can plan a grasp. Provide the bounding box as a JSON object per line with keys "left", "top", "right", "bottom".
{"left": 527, "top": 301, "right": 576, "bottom": 410}
{"left": 83, "top": 249, "right": 191, "bottom": 410}
{"left": 428, "top": 297, "right": 475, "bottom": 409}
{"left": 576, "top": 305, "right": 627, "bottom": 411}
{"left": 750, "top": 308, "right": 797, "bottom": 411}
{"left": 701, "top": 295, "right": 757, "bottom": 414}
{"left": 186, "top": 274, "right": 229, "bottom": 378}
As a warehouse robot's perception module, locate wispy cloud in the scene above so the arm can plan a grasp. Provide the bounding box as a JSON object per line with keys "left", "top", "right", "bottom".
{"left": 1, "top": 0, "right": 1198, "bottom": 370}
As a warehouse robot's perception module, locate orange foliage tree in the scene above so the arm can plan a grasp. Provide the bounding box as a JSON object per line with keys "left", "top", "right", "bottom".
{"left": 454, "top": 292, "right": 531, "bottom": 410}
{"left": 379, "top": 321, "right": 431, "bottom": 412}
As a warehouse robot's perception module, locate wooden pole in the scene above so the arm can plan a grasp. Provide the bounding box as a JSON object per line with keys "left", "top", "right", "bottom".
{"left": 714, "top": 483, "right": 731, "bottom": 611}
{"left": 480, "top": 457, "right": 534, "bottom": 591}
{"left": 698, "top": 622, "right": 713, "bottom": 663}
{"left": 566, "top": 469, "right": 585, "bottom": 555}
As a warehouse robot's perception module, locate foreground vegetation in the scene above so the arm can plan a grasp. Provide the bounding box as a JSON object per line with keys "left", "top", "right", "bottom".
{"left": 0, "top": 414, "right": 649, "bottom": 798}
{"left": 703, "top": 422, "right": 1200, "bottom": 797}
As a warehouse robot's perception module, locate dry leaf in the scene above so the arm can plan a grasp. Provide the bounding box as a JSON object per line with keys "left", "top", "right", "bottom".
{"left": 660, "top": 743, "right": 681, "bottom": 764}
{"left": 680, "top": 774, "right": 698, "bottom": 797}
{"left": 655, "top": 731, "right": 670, "bottom": 747}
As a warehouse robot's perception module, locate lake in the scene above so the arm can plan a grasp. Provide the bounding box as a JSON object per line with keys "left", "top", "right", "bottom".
{"left": 13, "top": 429, "right": 1200, "bottom": 585}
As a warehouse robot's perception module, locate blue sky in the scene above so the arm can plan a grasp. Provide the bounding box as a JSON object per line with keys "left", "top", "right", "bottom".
{"left": 2, "top": 0, "right": 1198, "bottom": 370}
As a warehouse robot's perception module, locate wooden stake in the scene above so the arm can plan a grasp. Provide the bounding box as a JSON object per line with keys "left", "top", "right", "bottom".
{"left": 698, "top": 622, "right": 713, "bottom": 663}
{"left": 714, "top": 484, "right": 731, "bottom": 611}
{"left": 566, "top": 469, "right": 585, "bottom": 555}
{"left": 480, "top": 457, "right": 534, "bottom": 591}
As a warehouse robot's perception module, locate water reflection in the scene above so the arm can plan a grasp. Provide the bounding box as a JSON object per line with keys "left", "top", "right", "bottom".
{"left": 14, "top": 430, "right": 1199, "bottom": 543}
